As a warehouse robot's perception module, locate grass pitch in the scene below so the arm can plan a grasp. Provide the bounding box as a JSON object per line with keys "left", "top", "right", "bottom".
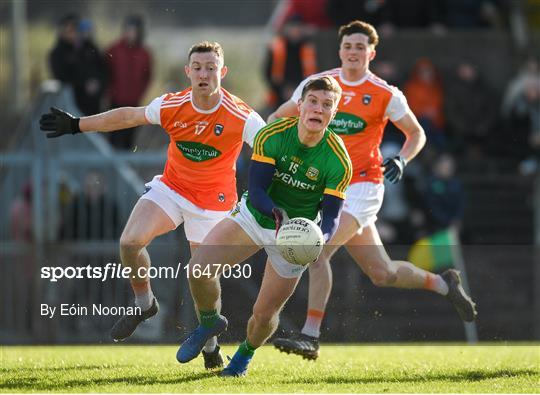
{"left": 1, "top": 344, "right": 538, "bottom": 393}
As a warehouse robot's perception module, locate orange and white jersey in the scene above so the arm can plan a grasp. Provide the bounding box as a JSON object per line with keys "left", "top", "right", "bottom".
{"left": 145, "top": 87, "right": 266, "bottom": 211}
{"left": 291, "top": 68, "right": 409, "bottom": 184}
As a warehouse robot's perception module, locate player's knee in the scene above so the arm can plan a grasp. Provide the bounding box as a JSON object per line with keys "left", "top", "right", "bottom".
{"left": 309, "top": 246, "right": 337, "bottom": 273}
{"left": 252, "top": 306, "right": 278, "bottom": 326}
{"left": 119, "top": 232, "right": 147, "bottom": 253}
{"left": 309, "top": 254, "right": 330, "bottom": 271}
{"left": 365, "top": 260, "right": 397, "bottom": 287}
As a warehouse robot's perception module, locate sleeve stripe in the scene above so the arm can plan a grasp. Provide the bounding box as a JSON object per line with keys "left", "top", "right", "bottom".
{"left": 254, "top": 117, "right": 297, "bottom": 155}
{"left": 143, "top": 111, "right": 152, "bottom": 125}
{"left": 324, "top": 188, "right": 346, "bottom": 199}
{"left": 327, "top": 134, "right": 353, "bottom": 192}
{"left": 328, "top": 134, "right": 352, "bottom": 186}
{"left": 254, "top": 118, "right": 298, "bottom": 156}
{"left": 251, "top": 154, "right": 275, "bottom": 165}
{"left": 327, "top": 133, "right": 350, "bottom": 163}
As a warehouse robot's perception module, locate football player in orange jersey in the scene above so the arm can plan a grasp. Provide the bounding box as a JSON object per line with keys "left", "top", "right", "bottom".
{"left": 40, "top": 41, "right": 266, "bottom": 369}
{"left": 268, "top": 21, "right": 477, "bottom": 360}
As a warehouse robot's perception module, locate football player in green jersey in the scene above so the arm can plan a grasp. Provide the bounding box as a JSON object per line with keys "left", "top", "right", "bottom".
{"left": 176, "top": 76, "right": 352, "bottom": 376}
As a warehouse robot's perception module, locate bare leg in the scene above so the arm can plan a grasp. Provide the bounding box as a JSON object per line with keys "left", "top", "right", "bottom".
{"left": 346, "top": 223, "right": 444, "bottom": 291}
{"left": 302, "top": 212, "right": 360, "bottom": 337}
{"left": 247, "top": 261, "right": 300, "bottom": 347}
{"left": 189, "top": 242, "right": 222, "bottom": 353}
{"left": 119, "top": 199, "right": 176, "bottom": 296}
{"left": 187, "top": 218, "right": 260, "bottom": 312}
{"left": 110, "top": 199, "right": 176, "bottom": 340}
{"left": 346, "top": 223, "right": 478, "bottom": 321}
{"left": 178, "top": 219, "right": 260, "bottom": 364}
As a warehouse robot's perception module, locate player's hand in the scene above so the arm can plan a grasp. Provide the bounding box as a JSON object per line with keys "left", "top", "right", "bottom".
{"left": 382, "top": 156, "right": 407, "bottom": 184}
{"left": 272, "top": 207, "right": 289, "bottom": 236}
{"left": 40, "top": 107, "right": 81, "bottom": 138}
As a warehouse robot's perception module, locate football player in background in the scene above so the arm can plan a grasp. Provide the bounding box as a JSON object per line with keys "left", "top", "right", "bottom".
{"left": 268, "top": 20, "right": 477, "bottom": 360}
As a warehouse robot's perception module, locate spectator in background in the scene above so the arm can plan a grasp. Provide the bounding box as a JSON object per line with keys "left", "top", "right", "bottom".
{"left": 502, "top": 74, "right": 540, "bottom": 173}
{"left": 76, "top": 19, "right": 107, "bottom": 115}
{"left": 9, "top": 182, "right": 33, "bottom": 241}
{"left": 264, "top": 16, "right": 317, "bottom": 111}
{"left": 49, "top": 14, "right": 79, "bottom": 84}
{"left": 445, "top": 61, "right": 497, "bottom": 152}
{"left": 404, "top": 58, "right": 446, "bottom": 149}
{"left": 49, "top": 15, "right": 82, "bottom": 105}
{"left": 424, "top": 153, "right": 465, "bottom": 232}
{"left": 105, "top": 15, "right": 152, "bottom": 150}
{"left": 272, "top": 0, "right": 333, "bottom": 32}
{"left": 377, "top": 142, "right": 410, "bottom": 243}
{"left": 502, "top": 56, "right": 540, "bottom": 118}
{"left": 49, "top": 15, "right": 107, "bottom": 116}
{"left": 60, "top": 170, "right": 119, "bottom": 240}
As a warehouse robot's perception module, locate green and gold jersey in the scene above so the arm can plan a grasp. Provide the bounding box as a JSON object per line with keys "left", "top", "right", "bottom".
{"left": 248, "top": 117, "right": 352, "bottom": 230}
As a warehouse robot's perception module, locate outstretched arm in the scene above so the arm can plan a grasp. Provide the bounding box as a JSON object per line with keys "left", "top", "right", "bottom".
{"left": 40, "top": 106, "right": 149, "bottom": 138}
{"left": 79, "top": 107, "right": 149, "bottom": 132}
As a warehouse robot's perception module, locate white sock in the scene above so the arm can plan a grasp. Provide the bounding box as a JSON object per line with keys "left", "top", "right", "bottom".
{"left": 301, "top": 310, "right": 324, "bottom": 338}
{"left": 424, "top": 273, "right": 449, "bottom": 295}
{"left": 433, "top": 275, "right": 449, "bottom": 295}
{"left": 203, "top": 336, "right": 217, "bottom": 352}
{"left": 134, "top": 289, "right": 154, "bottom": 311}
{"left": 301, "top": 326, "right": 320, "bottom": 338}
{"left": 436, "top": 276, "right": 449, "bottom": 295}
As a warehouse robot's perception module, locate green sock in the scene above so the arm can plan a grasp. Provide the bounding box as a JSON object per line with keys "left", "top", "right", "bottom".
{"left": 238, "top": 339, "right": 257, "bottom": 357}
{"left": 199, "top": 309, "right": 218, "bottom": 328}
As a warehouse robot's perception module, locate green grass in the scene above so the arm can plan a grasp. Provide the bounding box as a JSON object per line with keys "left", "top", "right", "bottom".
{"left": 1, "top": 344, "right": 538, "bottom": 393}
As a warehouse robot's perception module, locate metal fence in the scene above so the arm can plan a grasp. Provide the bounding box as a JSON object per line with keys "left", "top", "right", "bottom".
{"left": 0, "top": 84, "right": 186, "bottom": 342}
{"left": 0, "top": 84, "right": 269, "bottom": 344}
{"left": 1, "top": 83, "right": 538, "bottom": 344}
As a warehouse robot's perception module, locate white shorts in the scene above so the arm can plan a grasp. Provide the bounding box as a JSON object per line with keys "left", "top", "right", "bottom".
{"left": 140, "top": 175, "right": 228, "bottom": 243}
{"left": 229, "top": 197, "right": 307, "bottom": 279}
{"left": 343, "top": 182, "right": 385, "bottom": 229}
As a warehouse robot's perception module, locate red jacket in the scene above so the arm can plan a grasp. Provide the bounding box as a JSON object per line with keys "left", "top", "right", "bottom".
{"left": 105, "top": 39, "right": 152, "bottom": 106}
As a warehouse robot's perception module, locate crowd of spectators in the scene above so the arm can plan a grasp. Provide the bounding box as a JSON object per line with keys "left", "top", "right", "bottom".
{"left": 48, "top": 14, "right": 152, "bottom": 150}
{"left": 273, "top": 0, "right": 506, "bottom": 32}
{"left": 37, "top": 3, "right": 538, "bottom": 245}
{"left": 263, "top": 0, "right": 537, "bottom": 244}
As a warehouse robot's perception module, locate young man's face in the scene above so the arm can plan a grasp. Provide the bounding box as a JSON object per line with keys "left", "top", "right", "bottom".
{"left": 297, "top": 89, "right": 339, "bottom": 133}
{"left": 339, "top": 33, "right": 375, "bottom": 71}
{"left": 185, "top": 51, "right": 227, "bottom": 97}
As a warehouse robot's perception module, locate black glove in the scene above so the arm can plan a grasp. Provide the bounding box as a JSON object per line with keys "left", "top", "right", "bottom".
{"left": 272, "top": 207, "right": 289, "bottom": 236}
{"left": 382, "top": 156, "right": 407, "bottom": 184}
{"left": 40, "top": 107, "right": 81, "bottom": 138}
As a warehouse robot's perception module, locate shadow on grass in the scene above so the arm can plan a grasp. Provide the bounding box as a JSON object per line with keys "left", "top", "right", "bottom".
{"left": 0, "top": 371, "right": 217, "bottom": 391}
{"left": 0, "top": 364, "right": 129, "bottom": 373}
{"left": 2, "top": 368, "right": 537, "bottom": 391}
{"left": 280, "top": 368, "right": 539, "bottom": 385}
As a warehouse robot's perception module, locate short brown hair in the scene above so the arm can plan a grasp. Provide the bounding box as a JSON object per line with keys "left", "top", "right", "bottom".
{"left": 338, "top": 20, "right": 379, "bottom": 47}
{"left": 301, "top": 76, "right": 342, "bottom": 102}
{"left": 188, "top": 41, "right": 224, "bottom": 63}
